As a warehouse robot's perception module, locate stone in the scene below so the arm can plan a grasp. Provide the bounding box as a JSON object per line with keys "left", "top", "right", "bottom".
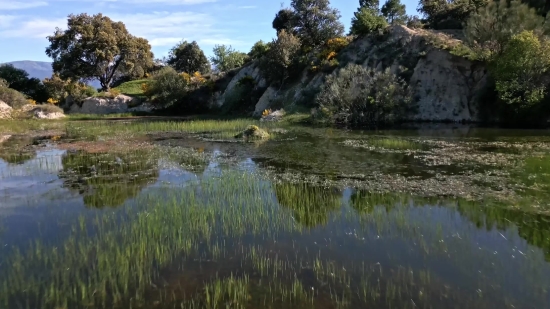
{"left": 0, "top": 100, "right": 13, "bottom": 119}
{"left": 69, "top": 95, "right": 150, "bottom": 114}
{"left": 260, "top": 109, "right": 286, "bottom": 122}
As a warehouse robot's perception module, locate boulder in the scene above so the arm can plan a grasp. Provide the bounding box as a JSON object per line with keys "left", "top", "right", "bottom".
{"left": 0, "top": 100, "right": 13, "bottom": 119}
{"left": 216, "top": 61, "right": 267, "bottom": 107}
{"left": 260, "top": 109, "right": 286, "bottom": 122}
{"left": 32, "top": 109, "right": 65, "bottom": 119}
{"left": 0, "top": 135, "right": 11, "bottom": 144}
{"left": 69, "top": 95, "right": 151, "bottom": 114}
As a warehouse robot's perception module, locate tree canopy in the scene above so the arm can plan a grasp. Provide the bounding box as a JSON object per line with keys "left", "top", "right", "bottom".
{"left": 381, "top": 0, "right": 407, "bottom": 24}
{"left": 0, "top": 64, "right": 49, "bottom": 102}
{"left": 273, "top": 8, "right": 299, "bottom": 34}
{"left": 350, "top": 7, "right": 388, "bottom": 35}
{"left": 290, "top": 0, "right": 345, "bottom": 47}
{"left": 210, "top": 45, "right": 248, "bottom": 72}
{"left": 167, "top": 41, "right": 211, "bottom": 75}
{"left": 45, "top": 13, "right": 154, "bottom": 91}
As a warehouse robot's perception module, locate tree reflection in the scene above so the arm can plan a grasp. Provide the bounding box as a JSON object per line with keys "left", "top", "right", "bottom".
{"left": 0, "top": 135, "right": 37, "bottom": 164}
{"left": 274, "top": 182, "right": 342, "bottom": 228}
{"left": 59, "top": 150, "right": 159, "bottom": 208}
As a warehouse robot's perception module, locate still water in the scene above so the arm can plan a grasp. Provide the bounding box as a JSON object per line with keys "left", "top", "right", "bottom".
{"left": 0, "top": 126, "right": 549, "bottom": 309}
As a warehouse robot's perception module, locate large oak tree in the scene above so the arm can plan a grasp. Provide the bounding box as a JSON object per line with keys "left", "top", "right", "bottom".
{"left": 167, "top": 41, "right": 211, "bottom": 74}
{"left": 46, "top": 13, "right": 154, "bottom": 91}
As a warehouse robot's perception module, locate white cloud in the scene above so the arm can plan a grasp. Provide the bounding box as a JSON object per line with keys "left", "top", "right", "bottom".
{"left": 0, "top": 17, "right": 66, "bottom": 38}
{"left": 0, "top": 15, "right": 17, "bottom": 27}
{"left": 0, "top": 1, "right": 47, "bottom": 10}
{"left": 0, "top": 10, "right": 246, "bottom": 50}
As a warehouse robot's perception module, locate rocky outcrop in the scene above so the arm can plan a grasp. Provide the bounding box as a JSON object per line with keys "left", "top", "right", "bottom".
{"left": 227, "top": 25, "right": 488, "bottom": 122}
{"left": 215, "top": 61, "right": 267, "bottom": 107}
{"left": 0, "top": 100, "right": 12, "bottom": 119}
{"left": 17, "top": 104, "right": 66, "bottom": 119}
{"left": 69, "top": 95, "right": 153, "bottom": 114}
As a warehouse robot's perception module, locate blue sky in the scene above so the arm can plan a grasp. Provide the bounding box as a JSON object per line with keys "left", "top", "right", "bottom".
{"left": 0, "top": 0, "right": 419, "bottom": 63}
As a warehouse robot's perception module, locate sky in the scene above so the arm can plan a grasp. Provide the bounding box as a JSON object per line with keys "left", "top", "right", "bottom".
{"left": 0, "top": 0, "right": 419, "bottom": 63}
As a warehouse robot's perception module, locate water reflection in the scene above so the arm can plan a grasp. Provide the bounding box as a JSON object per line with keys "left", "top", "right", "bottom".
{"left": 274, "top": 182, "right": 342, "bottom": 228}
{"left": 58, "top": 150, "right": 159, "bottom": 208}
{"left": 0, "top": 135, "right": 37, "bottom": 164}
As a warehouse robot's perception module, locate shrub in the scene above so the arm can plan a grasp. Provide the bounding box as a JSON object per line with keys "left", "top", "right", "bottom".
{"left": 350, "top": 7, "right": 388, "bottom": 36}
{"left": 144, "top": 66, "right": 187, "bottom": 108}
{"left": 314, "top": 64, "right": 412, "bottom": 127}
{"left": 0, "top": 87, "right": 29, "bottom": 109}
{"left": 248, "top": 40, "right": 271, "bottom": 60}
{"left": 491, "top": 30, "right": 550, "bottom": 106}
{"left": 0, "top": 78, "right": 8, "bottom": 88}
{"left": 464, "top": 0, "right": 546, "bottom": 60}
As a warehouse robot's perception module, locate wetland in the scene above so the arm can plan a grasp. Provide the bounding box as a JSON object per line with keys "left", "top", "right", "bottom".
{"left": 1, "top": 118, "right": 550, "bottom": 309}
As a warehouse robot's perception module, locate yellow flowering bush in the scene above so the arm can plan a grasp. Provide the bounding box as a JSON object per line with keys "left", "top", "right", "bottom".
{"left": 46, "top": 98, "right": 59, "bottom": 105}
{"left": 27, "top": 99, "right": 37, "bottom": 105}
{"left": 262, "top": 109, "right": 272, "bottom": 117}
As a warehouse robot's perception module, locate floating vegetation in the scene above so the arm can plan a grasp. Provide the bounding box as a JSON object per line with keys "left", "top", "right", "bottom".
{"left": 1, "top": 121, "right": 550, "bottom": 309}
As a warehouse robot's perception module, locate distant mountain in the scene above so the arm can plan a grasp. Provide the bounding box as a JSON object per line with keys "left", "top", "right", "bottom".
{"left": 1, "top": 60, "right": 101, "bottom": 89}
{"left": 2, "top": 61, "right": 53, "bottom": 81}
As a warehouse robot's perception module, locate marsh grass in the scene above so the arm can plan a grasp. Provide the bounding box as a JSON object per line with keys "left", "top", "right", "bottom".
{"left": 368, "top": 137, "right": 424, "bottom": 150}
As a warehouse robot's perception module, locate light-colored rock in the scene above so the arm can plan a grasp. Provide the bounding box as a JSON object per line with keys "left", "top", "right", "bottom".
{"left": 69, "top": 95, "right": 150, "bottom": 114}
{"left": 253, "top": 86, "right": 279, "bottom": 117}
{"left": 216, "top": 61, "right": 267, "bottom": 107}
{"left": 0, "top": 100, "right": 13, "bottom": 119}
{"left": 261, "top": 109, "right": 286, "bottom": 122}
{"left": 33, "top": 110, "right": 65, "bottom": 119}
{"left": 0, "top": 135, "right": 11, "bottom": 144}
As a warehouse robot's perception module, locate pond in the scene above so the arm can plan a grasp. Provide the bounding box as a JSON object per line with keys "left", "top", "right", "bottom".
{"left": 0, "top": 120, "right": 549, "bottom": 309}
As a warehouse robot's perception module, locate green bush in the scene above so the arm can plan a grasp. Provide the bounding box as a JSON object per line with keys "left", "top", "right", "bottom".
{"left": 144, "top": 67, "right": 187, "bottom": 108}
{"left": 248, "top": 40, "right": 271, "bottom": 60}
{"left": 492, "top": 30, "right": 550, "bottom": 106}
{"left": 314, "top": 64, "right": 412, "bottom": 127}
{"left": 0, "top": 87, "right": 29, "bottom": 108}
{"left": 350, "top": 7, "right": 388, "bottom": 36}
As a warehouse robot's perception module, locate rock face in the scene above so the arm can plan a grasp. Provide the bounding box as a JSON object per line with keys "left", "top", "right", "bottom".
{"left": 0, "top": 100, "right": 12, "bottom": 119}
{"left": 223, "top": 25, "right": 488, "bottom": 122}
{"left": 215, "top": 61, "right": 267, "bottom": 107}
{"left": 69, "top": 95, "right": 153, "bottom": 114}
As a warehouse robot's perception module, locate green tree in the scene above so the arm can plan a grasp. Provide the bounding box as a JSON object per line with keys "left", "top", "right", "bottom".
{"left": 0, "top": 64, "right": 49, "bottom": 102}
{"left": 418, "top": 0, "right": 489, "bottom": 29}
{"left": 45, "top": 13, "right": 154, "bottom": 91}
{"left": 359, "top": 0, "right": 380, "bottom": 10}
{"left": 350, "top": 7, "right": 388, "bottom": 35}
{"left": 210, "top": 45, "right": 248, "bottom": 72}
{"left": 259, "top": 30, "right": 302, "bottom": 86}
{"left": 492, "top": 30, "right": 550, "bottom": 106}
{"left": 290, "top": 0, "right": 345, "bottom": 47}
{"left": 248, "top": 40, "right": 271, "bottom": 60}
{"left": 166, "top": 40, "right": 211, "bottom": 74}
{"left": 464, "top": 0, "right": 546, "bottom": 59}
{"left": 272, "top": 8, "right": 298, "bottom": 34}
{"left": 381, "top": 0, "right": 407, "bottom": 24}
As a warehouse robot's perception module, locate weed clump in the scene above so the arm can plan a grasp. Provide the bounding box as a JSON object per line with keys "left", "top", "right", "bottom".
{"left": 234, "top": 125, "right": 270, "bottom": 140}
